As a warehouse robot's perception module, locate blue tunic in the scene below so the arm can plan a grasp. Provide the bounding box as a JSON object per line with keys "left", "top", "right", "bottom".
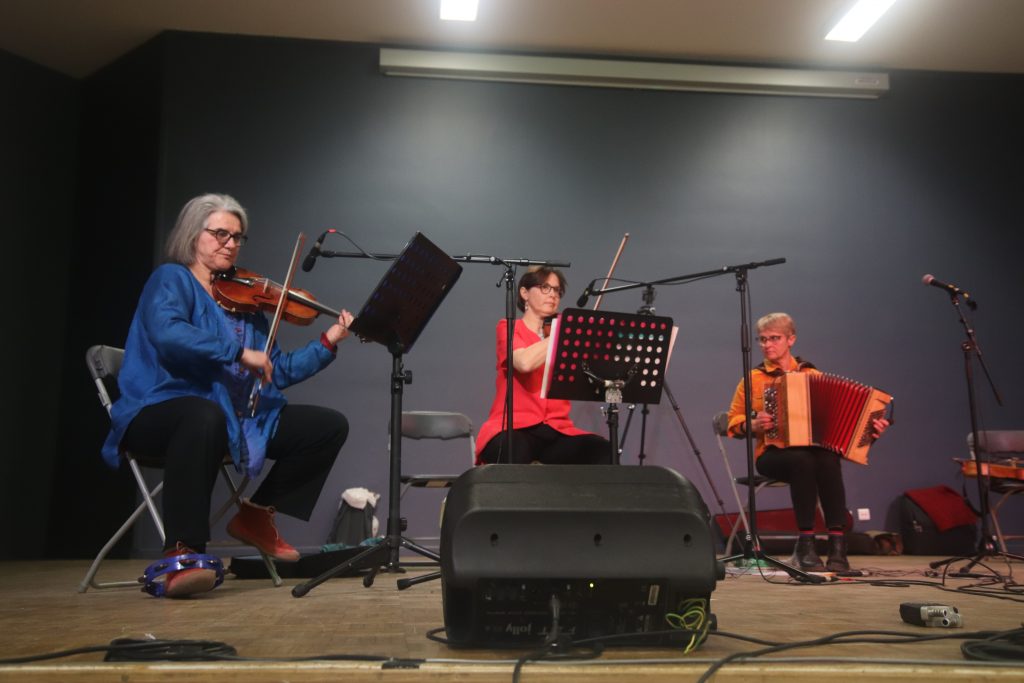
{"left": 102, "top": 263, "right": 335, "bottom": 477}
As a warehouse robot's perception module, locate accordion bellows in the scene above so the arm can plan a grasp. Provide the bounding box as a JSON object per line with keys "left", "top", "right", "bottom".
{"left": 763, "top": 372, "right": 893, "bottom": 465}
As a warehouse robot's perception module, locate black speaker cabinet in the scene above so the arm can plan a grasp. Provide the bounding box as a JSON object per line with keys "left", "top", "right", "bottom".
{"left": 440, "top": 464, "right": 723, "bottom": 647}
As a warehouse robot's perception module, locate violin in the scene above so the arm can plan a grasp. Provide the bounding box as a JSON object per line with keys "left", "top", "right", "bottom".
{"left": 213, "top": 267, "right": 342, "bottom": 326}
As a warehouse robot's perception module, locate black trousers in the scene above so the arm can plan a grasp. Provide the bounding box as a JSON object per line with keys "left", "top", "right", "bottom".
{"left": 121, "top": 397, "right": 348, "bottom": 551}
{"left": 478, "top": 423, "right": 612, "bottom": 465}
{"left": 755, "top": 446, "right": 847, "bottom": 531}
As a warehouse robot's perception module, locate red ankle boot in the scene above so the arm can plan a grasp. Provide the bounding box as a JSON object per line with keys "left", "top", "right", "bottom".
{"left": 163, "top": 543, "right": 220, "bottom": 598}
{"left": 226, "top": 499, "right": 300, "bottom": 562}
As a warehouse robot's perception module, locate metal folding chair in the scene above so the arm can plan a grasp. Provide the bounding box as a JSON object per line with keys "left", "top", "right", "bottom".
{"left": 78, "top": 345, "right": 281, "bottom": 592}
{"left": 968, "top": 430, "right": 1024, "bottom": 553}
{"left": 393, "top": 410, "right": 474, "bottom": 552}
{"left": 399, "top": 410, "right": 475, "bottom": 499}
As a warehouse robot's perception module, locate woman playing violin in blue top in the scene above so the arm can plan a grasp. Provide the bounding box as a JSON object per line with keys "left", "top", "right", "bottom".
{"left": 103, "top": 193, "right": 354, "bottom": 598}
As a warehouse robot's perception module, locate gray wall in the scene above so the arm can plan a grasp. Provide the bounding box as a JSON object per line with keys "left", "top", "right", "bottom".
{"left": 8, "top": 30, "right": 1019, "bottom": 559}
{"left": 146, "top": 32, "right": 1022, "bottom": 551}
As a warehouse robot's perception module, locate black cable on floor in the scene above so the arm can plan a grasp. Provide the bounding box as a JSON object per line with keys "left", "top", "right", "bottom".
{"left": 0, "top": 639, "right": 236, "bottom": 664}
{"left": 103, "top": 638, "right": 237, "bottom": 661}
{"left": 697, "top": 627, "right": 1024, "bottom": 683}
{"left": 0, "top": 638, "right": 407, "bottom": 665}
{"left": 960, "top": 627, "right": 1024, "bottom": 661}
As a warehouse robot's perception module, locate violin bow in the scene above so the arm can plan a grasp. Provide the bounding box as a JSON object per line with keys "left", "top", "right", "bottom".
{"left": 247, "top": 232, "right": 306, "bottom": 417}
{"left": 592, "top": 232, "right": 630, "bottom": 311}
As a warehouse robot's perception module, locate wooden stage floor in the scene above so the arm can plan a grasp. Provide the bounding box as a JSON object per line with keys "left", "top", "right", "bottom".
{"left": 0, "top": 554, "right": 1021, "bottom": 682}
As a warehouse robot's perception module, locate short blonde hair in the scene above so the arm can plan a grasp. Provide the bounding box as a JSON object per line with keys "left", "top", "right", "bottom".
{"left": 757, "top": 312, "right": 795, "bottom": 336}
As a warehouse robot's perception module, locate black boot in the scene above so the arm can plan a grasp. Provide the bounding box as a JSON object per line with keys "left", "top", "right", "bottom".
{"left": 792, "top": 534, "right": 825, "bottom": 571}
{"left": 825, "top": 534, "right": 850, "bottom": 572}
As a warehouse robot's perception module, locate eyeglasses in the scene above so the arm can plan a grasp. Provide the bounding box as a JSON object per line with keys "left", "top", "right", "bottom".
{"left": 534, "top": 283, "right": 565, "bottom": 297}
{"left": 204, "top": 228, "right": 247, "bottom": 246}
{"left": 757, "top": 334, "right": 788, "bottom": 345}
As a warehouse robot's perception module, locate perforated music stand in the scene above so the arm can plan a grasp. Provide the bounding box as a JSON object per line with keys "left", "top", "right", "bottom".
{"left": 541, "top": 308, "right": 677, "bottom": 464}
{"left": 292, "top": 233, "right": 462, "bottom": 597}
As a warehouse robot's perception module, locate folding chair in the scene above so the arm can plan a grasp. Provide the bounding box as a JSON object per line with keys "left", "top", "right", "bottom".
{"left": 712, "top": 411, "right": 825, "bottom": 555}
{"left": 391, "top": 410, "right": 474, "bottom": 553}
{"left": 399, "top": 410, "right": 475, "bottom": 499}
{"left": 78, "top": 345, "right": 281, "bottom": 592}
{"left": 968, "top": 430, "right": 1024, "bottom": 553}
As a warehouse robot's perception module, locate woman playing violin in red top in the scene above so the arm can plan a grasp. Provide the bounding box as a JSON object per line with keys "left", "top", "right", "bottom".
{"left": 476, "top": 266, "right": 611, "bottom": 465}
{"left": 103, "top": 193, "right": 354, "bottom": 598}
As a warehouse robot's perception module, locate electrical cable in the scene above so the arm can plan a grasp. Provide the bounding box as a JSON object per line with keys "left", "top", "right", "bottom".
{"left": 328, "top": 231, "right": 393, "bottom": 261}
{"left": 0, "top": 637, "right": 406, "bottom": 665}
{"left": 6, "top": 627, "right": 1023, "bottom": 677}
{"left": 696, "top": 627, "right": 1024, "bottom": 683}
{"left": 960, "top": 627, "right": 1024, "bottom": 661}
{"left": 724, "top": 558, "right": 1023, "bottom": 603}
{"left": 0, "top": 639, "right": 236, "bottom": 664}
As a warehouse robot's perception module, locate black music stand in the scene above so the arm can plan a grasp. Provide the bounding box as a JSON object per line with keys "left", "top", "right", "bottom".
{"left": 292, "top": 233, "right": 462, "bottom": 597}
{"left": 542, "top": 308, "right": 676, "bottom": 464}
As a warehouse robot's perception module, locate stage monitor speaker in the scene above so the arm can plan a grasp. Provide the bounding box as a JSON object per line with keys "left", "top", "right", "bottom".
{"left": 440, "top": 464, "right": 723, "bottom": 647}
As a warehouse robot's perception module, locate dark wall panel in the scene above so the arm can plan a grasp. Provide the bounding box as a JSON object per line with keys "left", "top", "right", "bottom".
{"left": 0, "top": 50, "right": 78, "bottom": 559}
{"left": 45, "top": 38, "right": 165, "bottom": 558}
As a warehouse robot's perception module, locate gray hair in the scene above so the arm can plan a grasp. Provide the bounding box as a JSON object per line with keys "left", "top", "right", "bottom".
{"left": 164, "top": 193, "right": 248, "bottom": 265}
{"left": 757, "top": 312, "right": 796, "bottom": 336}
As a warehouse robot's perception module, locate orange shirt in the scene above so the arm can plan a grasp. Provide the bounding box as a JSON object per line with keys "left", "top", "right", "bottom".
{"left": 726, "top": 357, "right": 821, "bottom": 458}
{"left": 475, "top": 318, "right": 589, "bottom": 461}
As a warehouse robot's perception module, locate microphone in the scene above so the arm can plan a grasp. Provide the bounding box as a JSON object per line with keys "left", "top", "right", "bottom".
{"left": 576, "top": 280, "right": 595, "bottom": 308}
{"left": 302, "top": 230, "right": 331, "bottom": 272}
{"left": 922, "top": 274, "right": 970, "bottom": 298}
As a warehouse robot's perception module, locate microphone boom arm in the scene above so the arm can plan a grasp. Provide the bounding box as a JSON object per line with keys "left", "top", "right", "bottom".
{"left": 587, "top": 258, "right": 786, "bottom": 300}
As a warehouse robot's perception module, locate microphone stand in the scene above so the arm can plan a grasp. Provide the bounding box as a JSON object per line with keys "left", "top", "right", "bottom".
{"left": 477, "top": 257, "right": 571, "bottom": 463}
{"left": 928, "top": 292, "right": 1022, "bottom": 577}
{"left": 717, "top": 263, "right": 822, "bottom": 582}
{"left": 589, "top": 259, "right": 823, "bottom": 583}
{"left": 614, "top": 285, "right": 731, "bottom": 524}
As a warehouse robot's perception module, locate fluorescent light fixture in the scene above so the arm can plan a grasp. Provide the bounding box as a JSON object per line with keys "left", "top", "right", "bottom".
{"left": 379, "top": 49, "right": 890, "bottom": 99}
{"left": 440, "top": 0, "right": 478, "bottom": 22}
{"left": 826, "top": 0, "right": 897, "bottom": 42}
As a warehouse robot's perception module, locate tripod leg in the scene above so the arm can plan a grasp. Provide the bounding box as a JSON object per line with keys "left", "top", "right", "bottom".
{"left": 397, "top": 571, "right": 441, "bottom": 590}
{"left": 719, "top": 538, "right": 827, "bottom": 584}
{"left": 386, "top": 537, "right": 444, "bottom": 589}
{"left": 363, "top": 565, "right": 380, "bottom": 588}
{"left": 291, "top": 541, "right": 389, "bottom": 597}
{"left": 662, "top": 381, "right": 730, "bottom": 521}
{"left": 400, "top": 537, "right": 441, "bottom": 563}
